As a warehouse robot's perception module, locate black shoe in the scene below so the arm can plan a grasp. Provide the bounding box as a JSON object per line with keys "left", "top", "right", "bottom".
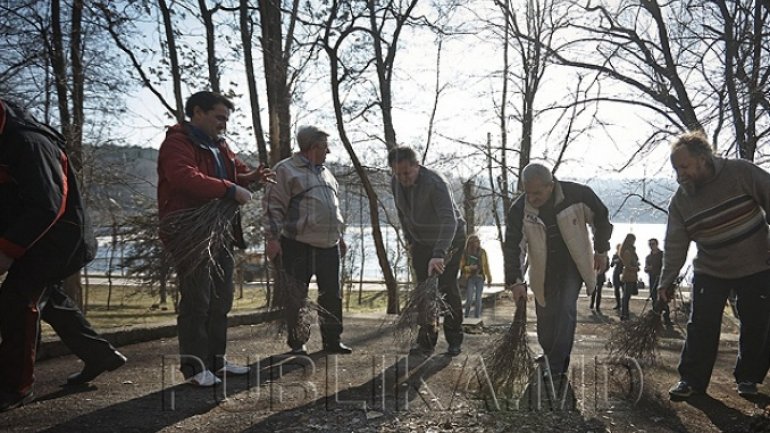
{"left": 447, "top": 345, "right": 462, "bottom": 357}
{"left": 669, "top": 380, "right": 697, "bottom": 399}
{"left": 323, "top": 342, "right": 352, "bottom": 354}
{"left": 737, "top": 382, "right": 758, "bottom": 396}
{"left": 67, "top": 350, "right": 127, "bottom": 386}
{"left": 0, "top": 390, "right": 34, "bottom": 412}
{"left": 289, "top": 344, "right": 308, "bottom": 356}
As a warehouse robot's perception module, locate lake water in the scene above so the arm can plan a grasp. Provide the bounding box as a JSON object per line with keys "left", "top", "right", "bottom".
{"left": 343, "top": 222, "right": 697, "bottom": 284}
{"left": 88, "top": 222, "right": 697, "bottom": 284}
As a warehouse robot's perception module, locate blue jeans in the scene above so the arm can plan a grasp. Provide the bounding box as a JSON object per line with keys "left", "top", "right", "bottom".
{"left": 535, "top": 261, "right": 582, "bottom": 375}
{"left": 678, "top": 270, "right": 770, "bottom": 391}
{"left": 464, "top": 275, "right": 485, "bottom": 318}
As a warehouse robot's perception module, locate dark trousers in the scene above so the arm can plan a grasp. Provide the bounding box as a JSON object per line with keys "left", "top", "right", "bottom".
{"left": 0, "top": 274, "right": 117, "bottom": 395}
{"left": 590, "top": 274, "right": 606, "bottom": 309}
{"left": 411, "top": 234, "right": 465, "bottom": 350}
{"left": 648, "top": 273, "right": 670, "bottom": 321}
{"left": 621, "top": 281, "right": 635, "bottom": 319}
{"left": 612, "top": 272, "right": 622, "bottom": 307}
{"left": 280, "top": 237, "right": 343, "bottom": 348}
{"left": 678, "top": 270, "right": 770, "bottom": 391}
{"left": 177, "top": 250, "right": 234, "bottom": 378}
{"left": 536, "top": 260, "right": 582, "bottom": 375}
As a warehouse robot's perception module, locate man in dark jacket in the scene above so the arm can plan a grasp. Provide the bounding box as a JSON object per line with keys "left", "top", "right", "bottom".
{"left": 389, "top": 146, "right": 466, "bottom": 357}
{"left": 157, "top": 91, "right": 273, "bottom": 387}
{"left": 0, "top": 99, "right": 126, "bottom": 412}
{"left": 504, "top": 163, "right": 612, "bottom": 381}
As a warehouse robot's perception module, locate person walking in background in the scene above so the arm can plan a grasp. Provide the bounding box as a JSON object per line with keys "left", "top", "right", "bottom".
{"left": 590, "top": 253, "right": 610, "bottom": 313}
{"left": 389, "top": 146, "right": 466, "bottom": 357}
{"left": 504, "top": 162, "right": 613, "bottom": 383}
{"left": 610, "top": 243, "right": 624, "bottom": 310}
{"left": 619, "top": 234, "right": 639, "bottom": 321}
{"left": 263, "top": 125, "right": 351, "bottom": 356}
{"left": 645, "top": 238, "right": 671, "bottom": 326}
{"left": 460, "top": 234, "right": 491, "bottom": 319}
{"left": 0, "top": 99, "right": 126, "bottom": 411}
{"left": 659, "top": 131, "right": 770, "bottom": 399}
{"left": 158, "top": 91, "right": 273, "bottom": 387}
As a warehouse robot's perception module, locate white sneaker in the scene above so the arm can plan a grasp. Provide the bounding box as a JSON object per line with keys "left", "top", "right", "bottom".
{"left": 215, "top": 362, "right": 250, "bottom": 376}
{"left": 187, "top": 370, "right": 222, "bottom": 387}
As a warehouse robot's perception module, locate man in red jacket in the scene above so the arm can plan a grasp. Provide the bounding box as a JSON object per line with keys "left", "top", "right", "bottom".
{"left": 157, "top": 91, "right": 272, "bottom": 387}
{"left": 0, "top": 99, "right": 126, "bottom": 412}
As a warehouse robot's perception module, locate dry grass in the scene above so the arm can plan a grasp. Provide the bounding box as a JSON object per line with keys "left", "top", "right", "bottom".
{"left": 40, "top": 281, "right": 392, "bottom": 338}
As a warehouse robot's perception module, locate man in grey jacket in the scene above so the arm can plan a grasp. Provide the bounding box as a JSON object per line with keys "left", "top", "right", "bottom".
{"left": 389, "top": 146, "right": 466, "bottom": 356}
{"left": 660, "top": 131, "right": 770, "bottom": 400}
{"left": 263, "top": 126, "right": 351, "bottom": 355}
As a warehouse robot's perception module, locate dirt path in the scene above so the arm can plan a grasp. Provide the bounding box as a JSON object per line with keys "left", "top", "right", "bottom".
{"left": 1, "top": 294, "right": 769, "bottom": 432}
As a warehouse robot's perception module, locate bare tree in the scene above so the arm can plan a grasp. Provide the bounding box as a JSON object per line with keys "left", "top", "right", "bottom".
{"left": 318, "top": 0, "right": 401, "bottom": 313}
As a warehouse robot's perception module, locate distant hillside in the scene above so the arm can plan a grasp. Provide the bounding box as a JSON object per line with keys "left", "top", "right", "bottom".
{"left": 83, "top": 146, "right": 675, "bottom": 229}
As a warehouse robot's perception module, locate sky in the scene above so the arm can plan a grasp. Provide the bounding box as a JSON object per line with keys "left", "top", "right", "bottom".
{"left": 114, "top": 0, "right": 681, "bottom": 183}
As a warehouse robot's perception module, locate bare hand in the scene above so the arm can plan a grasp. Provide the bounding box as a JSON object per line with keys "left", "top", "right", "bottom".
{"left": 233, "top": 185, "right": 252, "bottom": 204}
{"left": 0, "top": 250, "right": 13, "bottom": 275}
{"left": 255, "top": 164, "right": 276, "bottom": 184}
{"left": 428, "top": 258, "right": 445, "bottom": 275}
{"left": 266, "top": 239, "right": 282, "bottom": 260}
{"left": 339, "top": 238, "right": 347, "bottom": 258}
{"left": 593, "top": 253, "right": 608, "bottom": 272}
{"left": 659, "top": 285, "right": 674, "bottom": 303}
{"left": 508, "top": 282, "right": 527, "bottom": 303}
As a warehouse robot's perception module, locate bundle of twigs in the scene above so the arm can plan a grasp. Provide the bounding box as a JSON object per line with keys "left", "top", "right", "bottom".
{"left": 269, "top": 256, "right": 334, "bottom": 341}
{"left": 605, "top": 300, "right": 666, "bottom": 365}
{"left": 159, "top": 199, "right": 239, "bottom": 278}
{"left": 483, "top": 297, "right": 534, "bottom": 397}
{"left": 393, "top": 275, "right": 452, "bottom": 343}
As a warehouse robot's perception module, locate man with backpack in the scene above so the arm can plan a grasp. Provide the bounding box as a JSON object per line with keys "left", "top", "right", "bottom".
{"left": 0, "top": 99, "right": 126, "bottom": 412}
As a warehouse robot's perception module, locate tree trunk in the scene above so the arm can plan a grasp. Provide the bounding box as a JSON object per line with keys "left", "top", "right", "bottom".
{"left": 326, "top": 48, "right": 399, "bottom": 314}
{"left": 463, "top": 180, "right": 476, "bottom": 235}
{"left": 198, "top": 0, "right": 220, "bottom": 92}
{"left": 259, "top": 0, "right": 291, "bottom": 165}
{"left": 158, "top": 0, "right": 185, "bottom": 122}
{"left": 240, "top": 0, "right": 269, "bottom": 164}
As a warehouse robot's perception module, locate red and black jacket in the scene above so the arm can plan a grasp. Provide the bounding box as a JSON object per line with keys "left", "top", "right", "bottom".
{"left": 0, "top": 99, "right": 96, "bottom": 282}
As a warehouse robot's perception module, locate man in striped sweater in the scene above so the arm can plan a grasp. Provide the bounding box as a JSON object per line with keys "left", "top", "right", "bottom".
{"left": 660, "top": 131, "right": 770, "bottom": 400}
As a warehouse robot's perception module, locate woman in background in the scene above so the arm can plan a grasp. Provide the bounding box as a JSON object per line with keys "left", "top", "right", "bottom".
{"left": 619, "top": 234, "right": 640, "bottom": 321}
{"left": 459, "top": 234, "right": 491, "bottom": 319}
{"left": 610, "top": 243, "right": 624, "bottom": 310}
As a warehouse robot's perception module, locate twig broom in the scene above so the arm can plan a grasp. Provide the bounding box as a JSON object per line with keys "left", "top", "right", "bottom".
{"left": 393, "top": 274, "right": 452, "bottom": 344}
{"left": 605, "top": 300, "right": 667, "bottom": 365}
{"left": 483, "top": 296, "right": 534, "bottom": 397}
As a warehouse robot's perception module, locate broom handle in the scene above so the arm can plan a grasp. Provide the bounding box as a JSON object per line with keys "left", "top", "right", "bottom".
{"left": 514, "top": 296, "right": 527, "bottom": 323}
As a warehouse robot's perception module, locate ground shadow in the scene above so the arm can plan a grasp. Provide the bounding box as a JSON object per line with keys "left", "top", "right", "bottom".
{"left": 687, "top": 393, "right": 758, "bottom": 433}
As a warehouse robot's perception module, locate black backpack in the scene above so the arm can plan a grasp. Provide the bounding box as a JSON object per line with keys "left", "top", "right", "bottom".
{"left": 0, "top": 99, "right": 97, "bottom": 280}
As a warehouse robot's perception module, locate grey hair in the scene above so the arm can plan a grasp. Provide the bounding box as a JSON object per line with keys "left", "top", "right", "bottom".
{"left": 521, "top": 163, "right": 553, "bottom": 184}
{"left": 296, "top": 125, "right": 329, "bottom": 151}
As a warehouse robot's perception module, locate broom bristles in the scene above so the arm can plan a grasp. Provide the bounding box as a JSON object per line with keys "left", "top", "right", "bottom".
{"left": 268, "top": 258, "right": 337, "bottom": 340}
{"left": 484, "top": 297, "right": 534, "bottom": 396}
{"left": 605, "top": 301, "right": 666, "bottom": 364}
{"left": 159, "top": 199, "right": 239, "bottom": 279}
{"left": 393, "top": 275, "right": 453, "bottom": 343}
